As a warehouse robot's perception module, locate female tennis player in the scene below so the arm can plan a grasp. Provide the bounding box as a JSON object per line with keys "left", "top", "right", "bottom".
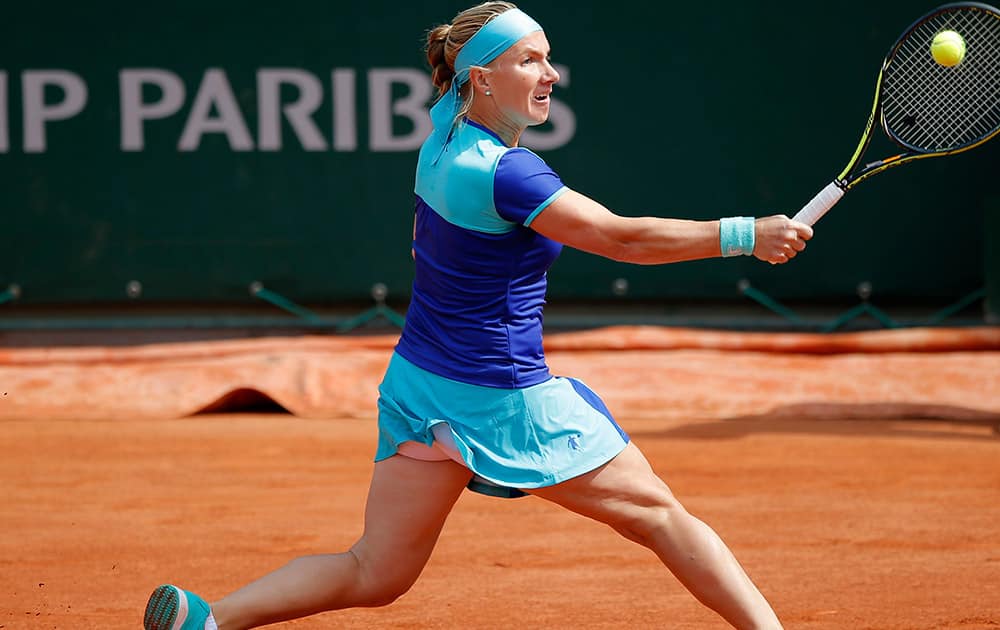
{"left": 144, "top": 3, "right": 811, "bottom": 629}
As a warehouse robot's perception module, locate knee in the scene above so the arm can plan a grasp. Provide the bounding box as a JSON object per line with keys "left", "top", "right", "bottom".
{"left": 344, "top": 548, "right": 420, "bottom": 608}
{"left": 609, "top": 492, "right": 689, "bottom": 548}
{"left": 356, "top": 584, "right": 411, "bottom": 608}
{"left": 357, "top": 574, "right": 414, "bottom": 608}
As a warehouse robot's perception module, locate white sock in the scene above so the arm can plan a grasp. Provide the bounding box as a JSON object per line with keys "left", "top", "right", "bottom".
{"left": 204, "top": 613, "right": 219, "bottom": 630}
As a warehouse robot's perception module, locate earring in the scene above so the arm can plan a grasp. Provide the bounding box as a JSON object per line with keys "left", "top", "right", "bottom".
{"left": 485, "top": 89, "right": 492, "bottom": 96}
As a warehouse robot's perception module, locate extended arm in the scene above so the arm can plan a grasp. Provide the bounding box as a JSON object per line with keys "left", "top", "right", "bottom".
{"left": 530, "top": 189, "right": 813, "bottom": 265}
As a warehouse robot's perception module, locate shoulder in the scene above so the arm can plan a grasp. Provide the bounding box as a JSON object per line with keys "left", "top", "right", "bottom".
{"left": 493, "top": 148, "right": 567, "bottom": 226}
{"left": 414, "top": 123, "right": 519, "bottom": 234}
{"left": 495, "top": 147, "right": 558, "bottom": 181}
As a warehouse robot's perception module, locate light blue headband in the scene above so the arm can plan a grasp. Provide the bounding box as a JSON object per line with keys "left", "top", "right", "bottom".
{"left": 429, "top": 8, "right": 543, "bottom": 132}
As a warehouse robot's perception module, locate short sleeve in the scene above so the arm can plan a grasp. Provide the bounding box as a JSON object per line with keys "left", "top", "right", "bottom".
{"left": 493, "top": 148, "right": 568, "bottom": 226}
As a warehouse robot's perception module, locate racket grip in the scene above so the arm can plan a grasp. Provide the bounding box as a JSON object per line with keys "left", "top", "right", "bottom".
{"left": 792, "top": 181, "right": 845, "bottom": 226}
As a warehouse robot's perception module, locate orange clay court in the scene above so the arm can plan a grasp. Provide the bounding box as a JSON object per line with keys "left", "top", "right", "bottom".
{"left": 1, "top": 325, "right": 999, "bottom": 629}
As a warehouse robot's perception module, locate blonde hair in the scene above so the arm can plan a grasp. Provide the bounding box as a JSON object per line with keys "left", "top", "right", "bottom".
{"left": 425, "top": 2, "right": 516, "bottom": 119}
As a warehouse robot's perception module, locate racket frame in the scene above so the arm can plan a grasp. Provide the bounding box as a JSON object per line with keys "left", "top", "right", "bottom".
{"left": 794, "top": 1, "right": 1000, "bottom": 225}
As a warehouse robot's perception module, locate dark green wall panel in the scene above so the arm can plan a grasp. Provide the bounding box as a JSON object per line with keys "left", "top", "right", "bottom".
{"left": 1, "top": 2, "right": 996, "bottom": 307}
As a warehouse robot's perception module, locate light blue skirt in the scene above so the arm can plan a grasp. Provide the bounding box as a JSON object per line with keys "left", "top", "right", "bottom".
{"left": 375, "top": 352, "right": 629, "bottom": 489}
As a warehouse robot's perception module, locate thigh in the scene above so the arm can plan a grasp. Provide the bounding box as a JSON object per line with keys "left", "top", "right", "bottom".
{"left": 351, "top": 454, "right": 472, "bottom": 588}
{"left": 527, "top": 442, "right": 677, "bottom": 528}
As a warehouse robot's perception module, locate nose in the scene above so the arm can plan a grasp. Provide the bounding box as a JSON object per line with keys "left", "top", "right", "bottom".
{"left": 543, "top": 59, "right": 560, "bottom": 84}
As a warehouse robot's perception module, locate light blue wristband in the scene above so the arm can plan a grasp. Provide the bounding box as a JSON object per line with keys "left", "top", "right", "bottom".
{"left": 720, "top": 217, "right": 756, "bottom": 257}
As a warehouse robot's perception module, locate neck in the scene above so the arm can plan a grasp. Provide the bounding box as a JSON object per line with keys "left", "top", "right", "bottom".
{"left": 467, "top": 110, "right": 523, "bottom": 147}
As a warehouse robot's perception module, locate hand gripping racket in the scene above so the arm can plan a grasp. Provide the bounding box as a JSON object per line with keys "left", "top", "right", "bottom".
{"left": 794, "top": 2, "right": 1000, "bottom": 226}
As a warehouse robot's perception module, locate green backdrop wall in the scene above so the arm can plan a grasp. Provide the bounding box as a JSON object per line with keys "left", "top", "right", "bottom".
{"left": 2, "top": 1, "right": 997, "bottom": 309}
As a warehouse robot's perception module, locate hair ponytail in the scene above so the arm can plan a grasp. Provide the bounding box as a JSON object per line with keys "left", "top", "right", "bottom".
{"left": 426, "top": 24, "right": 455, "bottom": 96}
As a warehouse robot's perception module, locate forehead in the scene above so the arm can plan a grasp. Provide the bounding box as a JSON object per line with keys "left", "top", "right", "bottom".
{"left": 501, "top": 31, "right": 550, "bottom": 58}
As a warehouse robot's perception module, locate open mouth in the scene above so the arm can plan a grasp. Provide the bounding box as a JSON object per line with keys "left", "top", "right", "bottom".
{"left": 533, "top": 94, "right": 550, "bottom": 103}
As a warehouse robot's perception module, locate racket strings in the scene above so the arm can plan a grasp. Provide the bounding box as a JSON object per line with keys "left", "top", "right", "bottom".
{"left": 888, "top": 14, "right": 999, "bottom": 148}
{"left": 882, "top": 7, "right": 1000, "bottom": 152}
{"left": 887, "top": 11, "right": 999, "bottom": 146}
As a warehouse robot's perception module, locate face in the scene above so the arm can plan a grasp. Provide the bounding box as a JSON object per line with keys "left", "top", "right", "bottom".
{"left": 482, "top": 31, "right": 560, "bottom": 127}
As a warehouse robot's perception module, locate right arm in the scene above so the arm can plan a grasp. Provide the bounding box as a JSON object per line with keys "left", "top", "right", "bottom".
{"left": 529, "top": 189, "right": 813, "bottom": 265}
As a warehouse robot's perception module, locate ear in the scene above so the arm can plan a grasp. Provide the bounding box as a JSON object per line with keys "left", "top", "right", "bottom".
{"left": 468, "top": 67, "right": 491, "bottom": 96}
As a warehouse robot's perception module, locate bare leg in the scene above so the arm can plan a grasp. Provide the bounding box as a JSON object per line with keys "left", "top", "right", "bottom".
{"left": 529, "top": 442, "right": 782, "bottom": 630}
{"left": 210, "top": 455, "right": 471, "bottom": 630}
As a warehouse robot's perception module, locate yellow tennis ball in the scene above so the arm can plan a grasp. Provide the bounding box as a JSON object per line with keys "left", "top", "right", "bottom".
{"left": 931, "top": 30, "right": 966, "bottom": 67}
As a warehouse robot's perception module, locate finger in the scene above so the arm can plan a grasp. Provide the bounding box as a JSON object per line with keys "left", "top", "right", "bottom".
{"left": 792, "top": 221, "right": 815, "bottom": 240}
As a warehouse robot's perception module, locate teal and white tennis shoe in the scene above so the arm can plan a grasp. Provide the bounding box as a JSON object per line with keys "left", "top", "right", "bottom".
{"left": 143, "top": 584, "right": 211, "bottom": 630}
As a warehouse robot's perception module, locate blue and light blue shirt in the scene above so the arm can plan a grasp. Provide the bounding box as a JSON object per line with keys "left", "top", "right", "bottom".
{"left": 395, "top": 119, "right": 568, "bottom": 388}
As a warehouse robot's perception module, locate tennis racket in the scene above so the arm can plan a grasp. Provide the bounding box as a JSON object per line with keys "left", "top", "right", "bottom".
{"left": 794, "top": 2, "right": 1000, "bottom": 226}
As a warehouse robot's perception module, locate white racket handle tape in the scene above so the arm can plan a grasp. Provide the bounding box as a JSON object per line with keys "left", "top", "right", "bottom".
{"left": 792, "top": 181, "right": 845, "bottom": 226}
